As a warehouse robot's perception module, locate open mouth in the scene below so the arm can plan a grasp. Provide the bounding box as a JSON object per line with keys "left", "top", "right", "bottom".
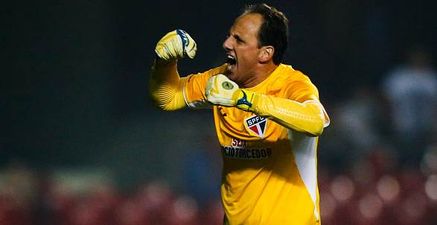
{"left": 226, "top": 54, "right": 236, "bottom": 65}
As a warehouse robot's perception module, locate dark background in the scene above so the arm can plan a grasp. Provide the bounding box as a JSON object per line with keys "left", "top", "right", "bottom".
{"left": 1, "top": 0, "right": 436, "bottom": 189}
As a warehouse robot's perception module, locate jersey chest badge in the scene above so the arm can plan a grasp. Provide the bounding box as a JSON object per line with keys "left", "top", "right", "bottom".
{"left": 244, "top": 115, "right": 267, "bottom": 138}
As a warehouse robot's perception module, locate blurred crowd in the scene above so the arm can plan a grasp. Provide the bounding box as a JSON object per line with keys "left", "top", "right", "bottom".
{"left": 320, "top": 46, "right": 437, "bottom": 171}
{"left": 0, "top": 164, "right": 224, "bottom": 225}
{"left": 1, "top": 148, "right": 437, "bottom": 225}
{"left": 316, "top": 45, "right": 437, "bottom": 225}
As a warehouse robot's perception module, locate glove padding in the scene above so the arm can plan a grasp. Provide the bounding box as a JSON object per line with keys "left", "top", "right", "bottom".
{"left": 155, "top": 29, "right": 197, "bottom": 60}
{"left": 206, "top": 74, "right": 254, "bottom": 111}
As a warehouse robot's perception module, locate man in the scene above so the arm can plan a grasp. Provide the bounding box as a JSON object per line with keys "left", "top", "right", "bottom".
{"left": 381, "top": 46, "right": 437, "bottom": 168}
{"left": 150, "top": 3, "right": 330, "bottom": 225}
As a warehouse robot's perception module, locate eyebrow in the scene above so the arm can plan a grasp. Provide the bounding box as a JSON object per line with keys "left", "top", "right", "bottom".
{"left": 232, "top": 34, "right": 244, "bottom": 43}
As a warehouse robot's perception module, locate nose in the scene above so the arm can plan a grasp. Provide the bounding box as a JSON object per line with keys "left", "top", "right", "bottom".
{"left": 223, "top": 36, "right": 232, "bottom": 51}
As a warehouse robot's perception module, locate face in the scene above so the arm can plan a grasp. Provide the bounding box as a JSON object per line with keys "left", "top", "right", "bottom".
{"left": 223, "top": 13, "right": 263, "bottom": 85}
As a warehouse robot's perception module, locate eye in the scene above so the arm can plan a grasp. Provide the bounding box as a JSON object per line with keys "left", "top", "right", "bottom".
{"left": 234, "top": 35, "right": 244, "bottom": 44}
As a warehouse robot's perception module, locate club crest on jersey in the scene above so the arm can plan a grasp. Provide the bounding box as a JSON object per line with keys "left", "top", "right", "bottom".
{"left": 245, "top": 115, "right": 267, "bottom": 138}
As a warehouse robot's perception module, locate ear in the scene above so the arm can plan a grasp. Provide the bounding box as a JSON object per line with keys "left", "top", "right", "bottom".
{"left": 258, "top": 46, "right": 274, "bottom": 63}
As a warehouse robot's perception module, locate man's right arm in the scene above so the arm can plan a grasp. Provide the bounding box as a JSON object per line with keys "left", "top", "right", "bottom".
{"left": 150, "top": 59, "right": 188, "bottom": 111}
{"left": 149, "top": 29, "right": 197, "bottom": 111}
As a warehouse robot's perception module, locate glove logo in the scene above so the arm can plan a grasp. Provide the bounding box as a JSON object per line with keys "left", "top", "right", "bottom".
{"left": 222, "top": 81, "right": 234, "bottom": 90}
{"left": 244, "top": 115, "right": 267, "bottom": 138}
{"left": 176, "top": 29, "right": 189, "bottom": 49}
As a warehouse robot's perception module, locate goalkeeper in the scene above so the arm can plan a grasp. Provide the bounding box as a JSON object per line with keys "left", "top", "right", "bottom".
{"left": 150, "top": 3, "right": 330, "bottom": 225}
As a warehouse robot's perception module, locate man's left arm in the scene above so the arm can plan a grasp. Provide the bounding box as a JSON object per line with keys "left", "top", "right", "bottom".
{"left": 249, "top": 94, "right": 329, "bottom": 136}
{"left": 206, "top": 74, "right": 330, "bottom": 136}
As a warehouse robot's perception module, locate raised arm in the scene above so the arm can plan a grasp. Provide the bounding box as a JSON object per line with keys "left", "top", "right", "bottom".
{"left": 149, "top": 29, "right": 197, "bottom": 111}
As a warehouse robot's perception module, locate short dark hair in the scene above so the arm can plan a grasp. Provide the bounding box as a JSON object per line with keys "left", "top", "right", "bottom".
{"left": 243, "top": 3, "right": 289, "bottom": 65}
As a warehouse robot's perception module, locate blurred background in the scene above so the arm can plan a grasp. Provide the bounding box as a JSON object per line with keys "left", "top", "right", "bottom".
{"left": 1, "top": 0, "right": 437, "bottom": 224}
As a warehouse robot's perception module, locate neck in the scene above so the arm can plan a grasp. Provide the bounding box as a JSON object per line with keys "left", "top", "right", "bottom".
{"left": 241, "top": 63, "right": 279, "bottom": 88}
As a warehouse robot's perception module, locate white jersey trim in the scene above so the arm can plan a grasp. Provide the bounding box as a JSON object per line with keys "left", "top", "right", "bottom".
{"left": 290, "top": 131, "right": 320, "bottom": 221}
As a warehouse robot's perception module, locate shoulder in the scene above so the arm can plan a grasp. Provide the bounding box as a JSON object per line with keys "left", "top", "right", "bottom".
{"left": 272, "top": 64, "right": 311, "bottom": 83}
{"left": 186, "top": 64, "right": 228, "bottom": 82}
{"left": 274, "top": 64, "right": 319, "bottom": 101}
{"left": 271, "top": 64, "right": 315, "bottom": 88}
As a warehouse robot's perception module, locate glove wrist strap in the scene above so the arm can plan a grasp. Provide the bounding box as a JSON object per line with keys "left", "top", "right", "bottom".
{"left": 236, "top": 90, "right": 254, "bottom": 111}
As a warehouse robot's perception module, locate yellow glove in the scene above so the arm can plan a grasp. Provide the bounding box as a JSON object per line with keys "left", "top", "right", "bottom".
{"left": 154, "top": 29, "right": 197, "bottom": 60}
{"left": 206, "top": 74, "right": 255, "bottom": 111}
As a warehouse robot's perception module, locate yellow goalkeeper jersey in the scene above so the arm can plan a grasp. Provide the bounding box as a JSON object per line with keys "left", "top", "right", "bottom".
{"left": 183, "top": 64, "right": 326, "bottom": 225}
